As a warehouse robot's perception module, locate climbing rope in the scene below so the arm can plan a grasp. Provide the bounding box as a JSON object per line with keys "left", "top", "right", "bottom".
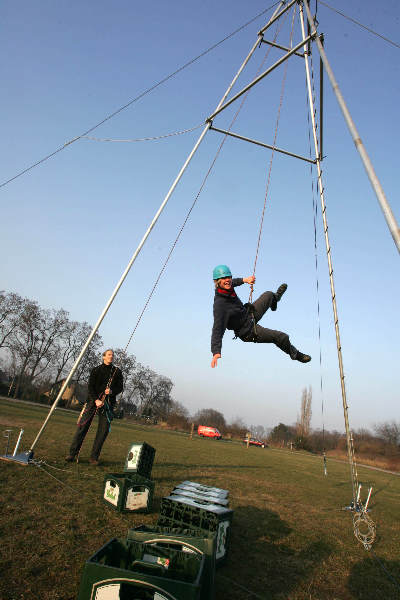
{"left": 353, "top": 511, "right": 376, "bottom": 551}
{"left": 102, "top": 12, "right": 291, "bottom": 395}
{"left": 249, "top": 4, "right": 297, "bottom": 303}
{"left": 304, "top": 20, "right": 326, "bottom": 475}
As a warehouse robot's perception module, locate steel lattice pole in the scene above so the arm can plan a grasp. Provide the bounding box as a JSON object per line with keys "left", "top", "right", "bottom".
{"left": 303, "top": 0, "right": 400, "bottom": 254}
{"left": 299, "top": 2, "right": 359, "bottom": 503}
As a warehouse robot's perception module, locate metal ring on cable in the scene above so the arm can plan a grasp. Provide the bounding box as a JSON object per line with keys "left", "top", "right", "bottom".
{"left": 353, "top": 511, "right": 376, "bottom": 550}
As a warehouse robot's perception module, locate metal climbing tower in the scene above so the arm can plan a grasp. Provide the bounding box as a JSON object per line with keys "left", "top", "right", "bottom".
{"left": 3, "top": 2, "right": 397, "bottom": 552}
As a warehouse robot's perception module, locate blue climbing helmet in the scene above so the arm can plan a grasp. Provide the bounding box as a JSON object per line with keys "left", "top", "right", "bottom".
{"left": 213, "top": 264, "right": 232, "bottom": 280}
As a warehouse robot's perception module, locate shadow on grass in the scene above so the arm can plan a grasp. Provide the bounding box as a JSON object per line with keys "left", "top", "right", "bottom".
{"left": 216, "top": 505, "right": 333, "bottom": 599}
{"left": 348, "top": 556, "right": 400, "bottom": 600}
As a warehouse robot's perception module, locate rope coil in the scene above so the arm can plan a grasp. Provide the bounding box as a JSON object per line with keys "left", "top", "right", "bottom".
{"left": 353, "top": 511, "right": 376, "bottom": 551}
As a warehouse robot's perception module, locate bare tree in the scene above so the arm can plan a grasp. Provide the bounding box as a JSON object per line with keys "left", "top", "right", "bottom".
{"left": 297, "top": 386, "right": 312, "bottom": 438}
{"left": 0, "top": 291, "right": 25, "bottom": 350}
{"left": 374, "top": 421, "right": 400, "bottom": 447}
{"left": 10, "top": 299, "right": 42, "bottom": 398}
{"left": 74, "top": 333, "right": 103, "bottom": 386}
{"left": 141, "top": 373, "right": 173, "bottom": 420}
{"left": 228, "top": 416, "right": 248, "bottom": 438}
{"left": 193, "top": 408, "right": 226, "bottom": 431}
{"left": 127, "top": 363, "right": 152, "bottom": 413}
{"left": 166, "top": 400, "right": 189, "bottom": 429}
{"left": 24, "top": 308, "right": 70, "bottom": 385}
{"left": 51, "top": 320, "right": 95, "bottom": 384}
{"left": 250, "top": 425, "right": 266, "bottom": 440}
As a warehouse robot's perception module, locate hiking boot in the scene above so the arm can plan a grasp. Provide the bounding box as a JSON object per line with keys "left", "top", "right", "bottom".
{"left": 275, "top": 283, "right": 288, "bottom": 302}
{"left": 65, "top": 455, "right": 75, "bottom": 462}
{"left": 271, "top": 283, "right": 287, "bottom": 311}
{"left": 89, "top": 458, "right": 99, "bottom": 465}
{"left": 296, "top": 351, "right": 311, "bottom": 363}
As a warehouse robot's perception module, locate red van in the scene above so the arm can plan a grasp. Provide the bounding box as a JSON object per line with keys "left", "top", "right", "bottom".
{"left": 197, "top": 425, "right": 222, "bottom": 439}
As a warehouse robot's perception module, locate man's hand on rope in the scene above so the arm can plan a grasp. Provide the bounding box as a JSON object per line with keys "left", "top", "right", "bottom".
{"left": 211, "top": 354, "right": 221, "bottom": 368}
{"left": 95, "top": 397, "right": 105, "bottom": 408}
{"left": 105, "top": 387, "right": 111, "bottom": 395}
{"left": 243, "top": 275, "right": 255, "bottom": 285}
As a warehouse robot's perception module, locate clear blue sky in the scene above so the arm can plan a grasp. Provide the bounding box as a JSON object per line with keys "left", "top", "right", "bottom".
{"left": 1, "top": 0, "right": 399, "bottom": 433}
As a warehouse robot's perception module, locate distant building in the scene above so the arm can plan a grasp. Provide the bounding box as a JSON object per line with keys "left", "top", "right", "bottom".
{"left": 0, "top": 369, "right": 9, "bottom": 385}
{"left": 44, "top": 379, "right": 87, "bottom": 407}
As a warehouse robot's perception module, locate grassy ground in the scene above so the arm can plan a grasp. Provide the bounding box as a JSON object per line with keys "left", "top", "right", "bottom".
{"left": 1, "top": 398, "right": 399, "bottom": 600}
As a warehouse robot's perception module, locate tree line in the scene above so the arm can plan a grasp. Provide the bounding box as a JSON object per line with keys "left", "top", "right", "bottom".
{"left": 0, "top": 290, "right": 174, "bottom": 419}
{"left": 1, "top": 291, "right": 398, "bottom": 468}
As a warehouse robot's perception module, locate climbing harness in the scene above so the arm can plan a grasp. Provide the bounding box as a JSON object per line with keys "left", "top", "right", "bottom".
{"left": 244, "top": 303, "right": 258, "bottom": 343}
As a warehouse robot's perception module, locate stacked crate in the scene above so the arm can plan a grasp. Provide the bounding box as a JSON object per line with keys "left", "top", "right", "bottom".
{"left": 81, "top": 462, "right": 232, "bottom": 599}
{"left": 158, "top": 481, "right": 232, "bottom": 564}
{"left": 103, "top": 442, "right": 155, "bottom": 513}
{"left": 127, "top": 525, "right": 217, "bottom": 600}
{"left": 77, "top": 533, "right": 210, "bottom": 600}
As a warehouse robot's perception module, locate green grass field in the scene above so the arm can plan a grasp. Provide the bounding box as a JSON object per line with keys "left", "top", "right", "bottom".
{"left": 1, "top": 398, "right": 399, "bottom": 600}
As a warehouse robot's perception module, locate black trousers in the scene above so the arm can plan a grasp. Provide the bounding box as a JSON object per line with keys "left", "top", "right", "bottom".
{"left": 69, "top": 402, "right": 111, "bottom": 460}
{"left": 239, "top": 291, "right": 297, "bottom": 359}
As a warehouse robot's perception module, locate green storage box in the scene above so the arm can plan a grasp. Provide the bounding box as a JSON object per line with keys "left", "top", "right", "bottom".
{"left": 77, "top": 536, "right": 205, "bottom": 600}
{"left": 171, "top": 488, "right": 229, "bottom": 507}
{"left": 174, "top": 482, "right": 228, "bottom": 499}
{"left": 103, "top": 472, "right": 154, "bottom": 513}
{"left": 127, "top": 525, "right": 216, "bottom": 600}
{"left": 124, "top": 442, "right": 155, "bottom": 479}
{"left": 157, "top": 496, "right": 233, "bottom": 564}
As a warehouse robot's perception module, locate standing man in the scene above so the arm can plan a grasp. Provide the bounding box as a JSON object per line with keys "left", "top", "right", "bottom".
{"left": 66, "top": 349, "right": 123, "bottom": 465}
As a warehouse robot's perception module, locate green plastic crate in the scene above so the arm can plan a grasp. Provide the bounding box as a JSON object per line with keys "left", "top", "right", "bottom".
{"left": 171, "top": 488, "right": 229, "bottom": 507}
{"left": 127, "top": 526, "right": 216, "bottom": 600}
{"left": 157, "top": 496, "right": 233, "bottom": 564}
{"left": 103, "top": 472, "right": 154, "bottom": 513}
{"left": 124, "top": 442, "right": 155, "bottom": 478}
{"left": 77, "top": 536, "right": 205, "bottom": 600}
{"left": 174, "top": 482, "right": 228, "bottom": 499}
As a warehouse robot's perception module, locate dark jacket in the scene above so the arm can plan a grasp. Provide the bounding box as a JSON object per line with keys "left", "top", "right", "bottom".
{"left": 211, "top": 278, "right": 252, "bottom": 355}
{"left": 87, "top": 362, "right": 123, "bottom": 408}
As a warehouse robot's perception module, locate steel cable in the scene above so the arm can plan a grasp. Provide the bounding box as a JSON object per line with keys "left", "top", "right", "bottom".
{"left": 80, "top": 124, "right": 204, "bottom": 143}
{"left": 318, "top": 1, "right": 400, "bottom": 50}
{"left": 0, "top": 2, "right": 280, "bottom": 190}
{"left": 304, "top": 18, "right": 326, "bottom": 473}
{"left": 103, "top": 14, "right": 288, "bottom": 378}
{"left": 249, "top": 4, "right": 296, "bottom": 302}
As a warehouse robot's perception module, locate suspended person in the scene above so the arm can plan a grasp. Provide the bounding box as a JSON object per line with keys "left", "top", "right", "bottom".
{"left": 65, "top": 349, "right": 123, "bottom": 465}
{"left": 210, "top": 265, "right": 311, "bottom": 368}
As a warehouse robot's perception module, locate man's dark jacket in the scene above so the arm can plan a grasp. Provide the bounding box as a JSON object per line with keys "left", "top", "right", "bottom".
{"left": 211, "top": 278, "right": 253, "bottom": 355}
{"left": 87, "top": 363, "right": 123, "bottom": 408}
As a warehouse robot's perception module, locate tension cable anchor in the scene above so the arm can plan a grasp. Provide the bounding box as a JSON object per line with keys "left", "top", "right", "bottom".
{"left": 0, "top": 428, "right": 34, "bottom": 466}
{"left": 323, "top": 452, "right": 327, "bottom": 476}
{"left": 353, "top": 511, "right": 376, "bottom": 551}
{"left": 343, "top": 484, "right": 376, "bottom": 550}
{"left": 3, "top": 429, "right": 12, "bottom": 455}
